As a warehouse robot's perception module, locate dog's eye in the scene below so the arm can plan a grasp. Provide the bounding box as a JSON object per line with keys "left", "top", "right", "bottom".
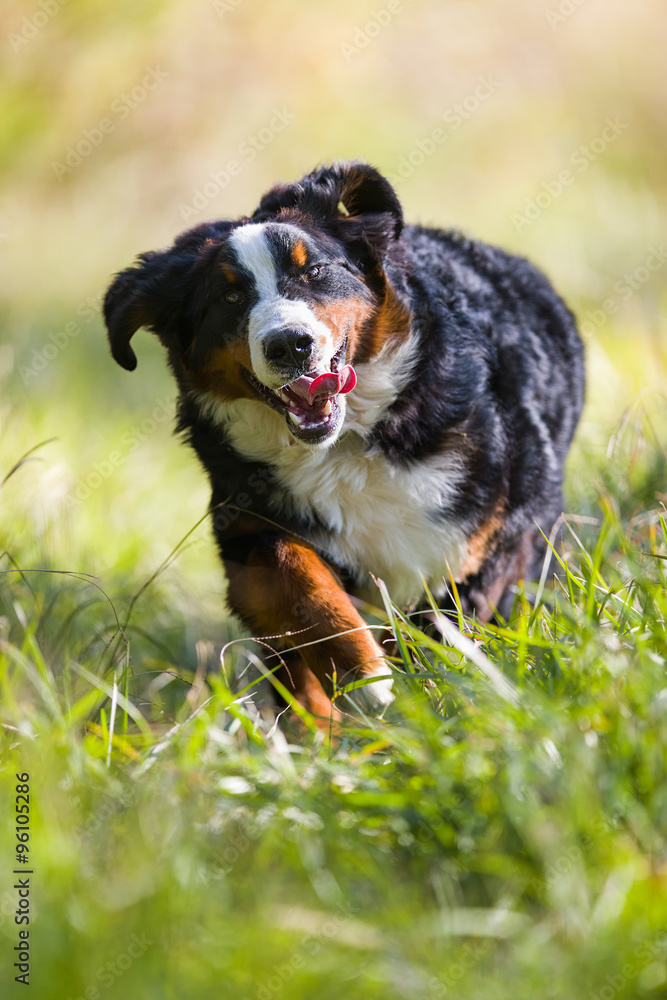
{"left": 224, "top": 289, "right": 244, "bottom": 305}
{"left": 304, "top": 265, "right": 323, "bottom": 280}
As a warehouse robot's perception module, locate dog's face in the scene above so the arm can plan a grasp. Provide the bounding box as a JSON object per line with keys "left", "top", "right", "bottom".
{"left": 189, "top": 220, "right": 373, "bottom": 445}
{"left": 104, "top": 162, "right": 410, "bottom": 446}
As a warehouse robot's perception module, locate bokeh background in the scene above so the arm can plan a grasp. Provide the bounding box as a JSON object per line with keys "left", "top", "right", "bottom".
{"left": 2, "top": 1, "right": 667, "bottom": 997}
{"left": 2, "top": 0, "right": 667, "bottom": 602}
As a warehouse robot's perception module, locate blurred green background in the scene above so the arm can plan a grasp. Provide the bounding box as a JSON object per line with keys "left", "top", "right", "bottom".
{"left": 2, "top": 0, "right": 666, "bottom": 589}
{"left": 2, "top": 1, "right": 667, "bottom": 998}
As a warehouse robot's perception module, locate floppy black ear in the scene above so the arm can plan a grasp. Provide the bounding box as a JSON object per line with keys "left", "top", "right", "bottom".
{"left": 253, "top": 161, "right": 404, "bottom": 251}
{"left": 103, "top": 251, "right": 165, "bottom": 371}
{"left": 103, "top": 221, "right": 233, "bottom": 371}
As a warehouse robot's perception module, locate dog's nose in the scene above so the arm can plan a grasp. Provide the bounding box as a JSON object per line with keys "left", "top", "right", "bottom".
{"left": 264, "top": 329, "right": 315, "bottom": 369}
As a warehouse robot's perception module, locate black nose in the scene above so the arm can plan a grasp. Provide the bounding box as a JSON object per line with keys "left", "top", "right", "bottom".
{"left": 264, "top": 329, "right": 315, "bottom": 369}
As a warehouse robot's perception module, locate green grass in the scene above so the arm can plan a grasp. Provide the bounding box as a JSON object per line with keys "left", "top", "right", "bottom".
{"left": 2, "top": 384, "right": 667, "bottom": 999}
{"left": 3, "top": 2, "right": 667, "bottom": 993}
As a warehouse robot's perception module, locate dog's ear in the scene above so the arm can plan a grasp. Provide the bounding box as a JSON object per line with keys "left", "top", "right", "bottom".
{"left": 104, "top": 251, "right": 168, "bottom": 371}
{"left": 103, "top": 222, "right": 232, "bottom": 371}
{"left": 253, "top": 161, "right": 404, "bottom": 254}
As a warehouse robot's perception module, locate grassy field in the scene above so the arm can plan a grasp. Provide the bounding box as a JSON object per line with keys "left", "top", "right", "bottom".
{"left": 4, "top": 377, "right": 667, "bottom": 1000}
{"left": 3, "top": 0, "right": 667, "bottom": 997}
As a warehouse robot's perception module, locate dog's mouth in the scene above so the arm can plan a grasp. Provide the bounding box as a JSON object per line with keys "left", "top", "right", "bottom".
{"left": 246, "top": 365, "right": 357, "bottom": 443}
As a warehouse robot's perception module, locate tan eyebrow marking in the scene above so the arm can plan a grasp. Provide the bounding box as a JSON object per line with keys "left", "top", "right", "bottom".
{"left": 292, "top": 240, "right": 308, "bottom": 269}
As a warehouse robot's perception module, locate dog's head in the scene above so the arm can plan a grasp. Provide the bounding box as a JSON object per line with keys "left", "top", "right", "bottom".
{"left": 104, "top": 161, "right": 410, "bottom": 446}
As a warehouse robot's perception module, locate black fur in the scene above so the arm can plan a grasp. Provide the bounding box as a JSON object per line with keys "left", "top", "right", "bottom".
{"left": 104, "top": 161, "right": 584, "bottom": 634}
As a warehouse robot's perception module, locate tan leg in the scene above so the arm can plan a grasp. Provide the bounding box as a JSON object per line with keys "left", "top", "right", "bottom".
{"left": 225, "top": 535, "right": 393, "bottom": 712}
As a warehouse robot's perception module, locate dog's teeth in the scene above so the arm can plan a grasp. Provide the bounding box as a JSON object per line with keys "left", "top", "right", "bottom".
{"left": 288, "top": 411, "right": 305, "bottom": 426}
{"left": 323, "top": 400, "right": 332, "bottom": 416}
{"left": 280, "top": 390, "right": 290, "bottom": 404}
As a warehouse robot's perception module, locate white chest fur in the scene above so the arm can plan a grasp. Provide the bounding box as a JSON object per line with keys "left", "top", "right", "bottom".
{"left": 199, "top": 407, "right": 467, "bottom": 609}
{"left": 269, "top": 433, "right": 467, "bottom": 606}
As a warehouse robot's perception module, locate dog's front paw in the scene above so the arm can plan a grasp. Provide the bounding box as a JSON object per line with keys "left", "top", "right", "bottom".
{"left": 341, "top": 658, "right": 394, "bottom": 713}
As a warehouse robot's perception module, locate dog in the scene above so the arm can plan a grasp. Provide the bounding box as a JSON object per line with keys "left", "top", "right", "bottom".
{"left": 104, "top": 161, "right": 585, "bottom": 717}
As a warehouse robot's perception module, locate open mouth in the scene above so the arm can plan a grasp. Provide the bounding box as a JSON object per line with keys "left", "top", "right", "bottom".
{"left": 246, "top": 365, "right": 357, "bottom": 443}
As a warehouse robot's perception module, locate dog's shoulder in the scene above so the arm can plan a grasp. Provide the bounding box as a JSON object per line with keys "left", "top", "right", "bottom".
{"left": 372, "top": 223, "right": 585, "bottom": 465}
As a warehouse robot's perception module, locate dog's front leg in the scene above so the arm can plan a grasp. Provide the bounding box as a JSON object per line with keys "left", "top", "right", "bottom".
{"left": 223, "top": 532, "right": 393, "bottom": 712}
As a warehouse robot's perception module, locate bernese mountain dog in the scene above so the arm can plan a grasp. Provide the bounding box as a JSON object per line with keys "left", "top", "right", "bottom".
{"left": 104, "top": 161, "right": 585, "bottom": 717}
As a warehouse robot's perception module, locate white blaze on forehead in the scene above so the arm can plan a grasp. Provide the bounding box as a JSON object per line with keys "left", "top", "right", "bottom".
{"left": 228, "top": 223, "right": 278, "bottom": 299}
{"left": 228, "top": 222, "right": 336, "bottom": 389}
{"left": 229, "top": 221, "right": 311, "bottom": 298}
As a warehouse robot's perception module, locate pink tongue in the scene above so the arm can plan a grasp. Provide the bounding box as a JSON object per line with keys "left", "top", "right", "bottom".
{"left": 338, "top": 365, "right": 357, "bottom": 394}
{"left": 287, "top": 365, "right": 357, "bottom": 405}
